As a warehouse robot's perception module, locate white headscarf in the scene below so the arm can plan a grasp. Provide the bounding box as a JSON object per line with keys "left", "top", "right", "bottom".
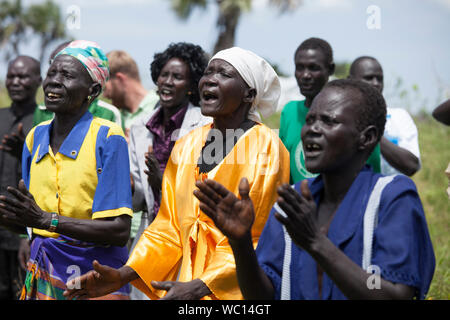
{"left": 210, "top": 47, "right": 281, "bottom": 122}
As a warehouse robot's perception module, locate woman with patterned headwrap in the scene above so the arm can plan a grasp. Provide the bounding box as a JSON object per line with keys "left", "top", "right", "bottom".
{"left": 64, "top": 47, "right": 290, "bottom": 300}
{"left": 0, "top": 40, "right": 133, "bottom": 300}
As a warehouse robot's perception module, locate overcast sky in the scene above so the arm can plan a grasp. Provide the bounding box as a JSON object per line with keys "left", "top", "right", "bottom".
{"left": 2, "top": 0, "right": 449, "bottom": 114}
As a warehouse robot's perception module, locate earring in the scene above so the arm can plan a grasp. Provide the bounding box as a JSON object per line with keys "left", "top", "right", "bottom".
{"left": 187, "top": 91, "right": 192, "bottom": 96}
{"left": 87, "top": 95, "right": 92, "bottom": 101}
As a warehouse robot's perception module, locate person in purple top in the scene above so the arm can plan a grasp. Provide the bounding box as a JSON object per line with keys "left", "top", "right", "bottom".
{"left": 127, "top": 43, "right": 212, "bottom": 299}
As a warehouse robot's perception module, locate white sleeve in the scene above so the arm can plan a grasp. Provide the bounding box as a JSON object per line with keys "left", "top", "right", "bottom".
{"left": 129, "top": 124, "right": 146, "bottom": 212}
{"left": 385, "top": 108, "right": 421, "bottom": 160}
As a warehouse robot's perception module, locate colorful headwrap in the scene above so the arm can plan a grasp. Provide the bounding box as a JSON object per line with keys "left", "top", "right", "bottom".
{"left": 55, "top": 40, "right": 110, "bottom": 89}
{"left": 210, "top": 47, "right": 281, "bottom": 121}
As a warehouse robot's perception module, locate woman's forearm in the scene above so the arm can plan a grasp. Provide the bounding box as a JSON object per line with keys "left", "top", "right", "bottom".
{"left": 229, "top": 233, "right": 274, "bottom": 300}
{"left": 309, "top": 234, "right": 414, "bottom": 300}
{"left": 119, "top": 265, "right": 140, "bottom": 287}
{"left": 55, "top": 215, "right": 131, "bottom": 246}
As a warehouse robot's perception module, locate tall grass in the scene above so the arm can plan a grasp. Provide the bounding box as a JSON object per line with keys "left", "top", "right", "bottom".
{"left": 412, "top": 114, "right": 450, "bottom": 299}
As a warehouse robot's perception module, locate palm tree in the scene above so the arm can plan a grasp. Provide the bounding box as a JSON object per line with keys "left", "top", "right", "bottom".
{"left": 170, "top": 0, "right": 302, "bottom": 54}
{"left": 0, "top": 0, "right": 68, "bottom": 62}
{"left": 26, "top": 0, "right": 67, "bottom": 62}
{"left": 0, "top": 0, "right": 26, "bottom": 61}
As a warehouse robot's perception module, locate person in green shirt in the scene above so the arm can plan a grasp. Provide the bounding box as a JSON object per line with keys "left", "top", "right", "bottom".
{"left": 279, "top": 38, "right": 380, "bottom": 184}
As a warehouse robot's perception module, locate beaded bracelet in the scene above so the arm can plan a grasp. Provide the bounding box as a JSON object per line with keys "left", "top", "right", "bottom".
{"left": 48, "top": 212, "right": 59, "bottom": 232}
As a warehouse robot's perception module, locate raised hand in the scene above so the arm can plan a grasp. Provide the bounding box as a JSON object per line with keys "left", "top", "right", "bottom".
{"left": 274, "top": 180, "right": 320, "bottom": 251}
{"left": 0, "top": 122, "right": 25, "bottom": 159}
{"left": 144, "top": 145, "right": 162, "bottom": 197}
{"left": 63, "top": 260, "right": 124, "bottom": 300}
{"left": 0, "top": 179, "right": 51, "bottom": 229}
{"left": 193, "top": 177, "right": 255, "bottom": 241}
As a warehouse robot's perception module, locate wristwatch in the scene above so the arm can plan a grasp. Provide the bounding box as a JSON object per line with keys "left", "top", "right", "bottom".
{"left": 48, "top": 212, "right": 59, "bottom": 232}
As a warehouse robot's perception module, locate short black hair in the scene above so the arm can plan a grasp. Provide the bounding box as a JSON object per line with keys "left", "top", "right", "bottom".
{"left": 295, "top": 37, "right": 334, "bottom": 66}
{"left": 349, "top": 56, "right": 381, "bottom": 76}
{"left": 150, "top": 42, "right": 208, "bottom": 106}
{"left": 325, "top": 79, "right": 386, "bottom": 142}
{"left": 9, "top": 55, "right": 41, "bottom": 75}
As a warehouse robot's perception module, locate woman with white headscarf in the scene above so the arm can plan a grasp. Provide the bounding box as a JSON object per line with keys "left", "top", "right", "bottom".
{"left": 64, "top": 47, "right": 290, "bottom": 300}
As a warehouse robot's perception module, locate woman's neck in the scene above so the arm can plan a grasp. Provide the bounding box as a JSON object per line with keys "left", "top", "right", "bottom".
{"left": 162, "top": 99, "right": 189, "bottom": 124}
{"left": 321, "top": 161, "right": 365, "bottom": 205}
{"left": 212, "top": 103, "right": 251, "bottom": 135}
{"left": 51, "top": 107, "right": 88, "bottom": 154}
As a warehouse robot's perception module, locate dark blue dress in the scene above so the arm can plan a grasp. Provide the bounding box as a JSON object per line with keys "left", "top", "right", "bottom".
{"left": 256, "top": 166, "right": 435, "bottom": 300}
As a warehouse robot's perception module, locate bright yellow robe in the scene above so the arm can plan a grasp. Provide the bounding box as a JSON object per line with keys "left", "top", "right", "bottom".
{"left": 127, "top": 123, "right": 290, "bottom": 300}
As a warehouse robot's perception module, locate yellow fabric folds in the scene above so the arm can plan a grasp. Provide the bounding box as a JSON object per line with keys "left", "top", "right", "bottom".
{"left": 126, "top": 123, "right": 289, "bottom": 300}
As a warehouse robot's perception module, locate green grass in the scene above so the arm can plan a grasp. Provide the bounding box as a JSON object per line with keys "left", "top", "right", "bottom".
{"left": 0, "top": 86, "right": 11, "bottom": 108}
{"left": 411, "top": 114, "right": 450, "bottom": 300}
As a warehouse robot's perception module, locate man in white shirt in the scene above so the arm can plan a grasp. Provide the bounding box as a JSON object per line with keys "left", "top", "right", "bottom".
{"left": 104, "top": 50, "right": 159, "bottom": 138}
{"left": 349, "top": 56, "right": 421, "bottom": 176}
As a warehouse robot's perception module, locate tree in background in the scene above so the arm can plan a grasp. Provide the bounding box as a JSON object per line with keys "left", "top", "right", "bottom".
{"left": 0, "top": 0, "right": 69, "bottom": 62}
{"left": 333, "top": 61, "right": 351, "bottom": 79}
{"left": 0, "top": 0, "right": 25, "bottom": 61}
{"left": 170, "top": 0, "right": 302, "bottom": 54}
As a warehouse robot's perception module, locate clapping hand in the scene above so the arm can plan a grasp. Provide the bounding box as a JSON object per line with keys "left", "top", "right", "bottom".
{"left": 193, "top": 177, "right": 255, "bottom": 241}
{"left": 0, "top": 179, "right": 50, "bottom": 230}
{"left": 274, "top": 180, "right": 320, "bottom": 251}
{"left": 144, "top": 145, "right": 162, "bottom": 198}
{"left": 0, "top": 123, "right": 25, "bottom": 159}
{"left": 151, "top": 279, "right": 211, "bottom": 300}
{"left": 64, "top": 260, "right": 123, "bottom": 300}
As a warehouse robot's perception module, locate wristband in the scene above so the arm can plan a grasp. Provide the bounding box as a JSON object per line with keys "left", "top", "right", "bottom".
{"left": 48, "top": 212, "right": 59, "bottom": 232}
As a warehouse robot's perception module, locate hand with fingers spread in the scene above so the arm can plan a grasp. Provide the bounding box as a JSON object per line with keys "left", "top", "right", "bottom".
{"left": 0, "top": 122, "right": 26, "bottom": 159}
{"left": 274, "top": 180, "right": 320, "bottom": 251}
{"left": 0, "top": 179, "right": 51, "bottom": 230}
{"left": 193, "top": 177, "right": 255, "bottom": 241}
{"left": 151, "top": 279, "right": 211, "bottom": 300}
{"left": 63, "top": 260, "right": 125, "bottom": 300}
{"left": 144, "top": 145, "right": 163, "bottom": 198}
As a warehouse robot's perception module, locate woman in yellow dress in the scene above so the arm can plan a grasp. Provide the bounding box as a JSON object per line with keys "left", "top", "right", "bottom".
{"left": 64, "top": 47, "right": 290, "bottom": 300}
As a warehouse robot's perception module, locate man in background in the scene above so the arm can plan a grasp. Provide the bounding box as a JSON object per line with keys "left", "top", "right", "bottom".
{"left": 104, "top": 50, "right": 159, "bottom": 139}
{"left": 349, "top": 56, "right": 421, "bottom": 176}
{"left": 0, "top": 56, "right": 41, "bottom": 299}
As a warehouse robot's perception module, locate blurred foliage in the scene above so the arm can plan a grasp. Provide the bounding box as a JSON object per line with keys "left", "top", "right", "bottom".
{"left": 0, "top": 0, "right": 69, "bottom": 62}
{"left": 411, "top": 114, "right": 450, "bottom": 300}
{"left": 334, "top": 61, "right": 351, "bottom": 79}
{"left": 170, "top": 0, "right": 302, "bottom": 54}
